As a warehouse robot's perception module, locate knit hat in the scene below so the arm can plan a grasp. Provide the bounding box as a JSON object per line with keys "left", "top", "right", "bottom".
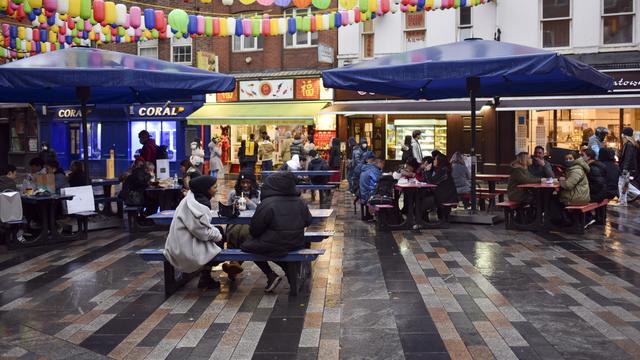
{"left": 623, "top": 127, "right": 634, "bottom": 137}
{"left": 189, "top": 175, "right": 217, "bottom": 208}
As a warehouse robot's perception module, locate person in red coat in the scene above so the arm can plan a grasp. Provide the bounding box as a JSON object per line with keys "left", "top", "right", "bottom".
{"left": 138, "top": 130, "right": 158, "bottom": 164}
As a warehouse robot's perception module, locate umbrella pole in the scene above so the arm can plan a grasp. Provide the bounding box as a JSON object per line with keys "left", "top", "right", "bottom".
{"left": 76, "top": 87, "right": 91, "bottom": 185}
{"left": 467, "top": 77, "right": 480, "bottom": 213}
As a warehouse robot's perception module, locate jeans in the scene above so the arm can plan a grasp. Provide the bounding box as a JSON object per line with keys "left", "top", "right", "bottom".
{"left": 261, "top": 160, "right": 273, "bottom": 171}
{"left": 619, "top": 175, "right": 640, "bottom": 205}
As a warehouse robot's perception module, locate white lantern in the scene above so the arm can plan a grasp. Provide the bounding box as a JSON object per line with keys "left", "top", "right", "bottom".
{"left": 227, "top": 17, "right": 236, "bottom": 36}
{"left": 278, "top": 17, "right": 287, "bottom": 35}
{"left": 115, "top": 4, "right": 126, "bottom": 26}
{"left": 58, "top": 0, "right": 69, "bottom": 14}
{"left": 25, "top": 28, "right": 33, "bottom": 41}
{"left": 222, "top": 0, "right": 233, "bottom": 5}
{"left": 348, "top": 10, "right": 355, "bottom": 24}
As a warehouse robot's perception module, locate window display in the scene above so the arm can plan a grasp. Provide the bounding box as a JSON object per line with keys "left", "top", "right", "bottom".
{"left": 386, "top": 118, "right": 447, "bottom": 160}
{"left": 130, "top": 121, "right": 177, "bottom": 161}
{"left": 74, "top": 122, "right": 102, "bottom": 159}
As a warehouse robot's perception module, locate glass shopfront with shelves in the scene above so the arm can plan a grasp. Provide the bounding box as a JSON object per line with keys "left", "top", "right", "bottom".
{"left": 385, "top": 118, "right": 447, "bottom": 160}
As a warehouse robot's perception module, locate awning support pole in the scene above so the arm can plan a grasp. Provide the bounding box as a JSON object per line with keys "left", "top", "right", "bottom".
{"left": 467, "top": 77, "right": 480, "bottom": 213}
{"left": 76, "top": 86, "right": 91, "bottom": 184}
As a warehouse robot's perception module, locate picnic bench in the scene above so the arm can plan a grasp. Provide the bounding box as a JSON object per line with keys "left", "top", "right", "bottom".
{"left": 136, "top": 231, "right": 332, "bottom": 296}
{"left": 565, "top": 199, "right": 609, "bottom": 234}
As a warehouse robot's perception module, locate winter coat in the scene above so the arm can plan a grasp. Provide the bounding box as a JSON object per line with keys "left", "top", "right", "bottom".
{"left": 588, "top": 135, "right": 605, "bottom": 159}
{"left": 507, "top": 166, "right": 540, "bottom": 203}
{"left": 239, "top": 141, "right": 258, "bottom": 164}
{"left": 401, "top": 145, "right": 412, "bottom": 163}
{"left": 308, "top": 157, "right": 330, "bottom": 184}
{"left": 425, "top": 167, "right": 458, "bottom": 205}
{"left": 164, "top": 191, "right": 222, "bottom": 273}
{"left": 352, "top": 145, "right": 367, "bottom": 165}
{"left": 359, "top": 163, "right": 381, "bottom": 204}
{"left": 620, "top": 138, "right": 638, "bottom": 176}
{"left": 451, "top": 163, "right": 471, "bottom": 194}
{"left": 329, "top": 138, "right": 341, "bottom": 169}
{"left": 528, "top": 159, "right": 554, "bottom": 178}
{"left": 68, "top": 170, "right": 87, "bottom": 187}
{"left": 559, "top": 158, "right": 591, "bottom": 205}
{"left": 227, "top": 189, "right": 260, "bottom": 210}
{"left": 241, "top": 173, "right": 312, "bottom": 258}
{"left": 259, "top": 141, "right": 275, "bottom": 162}
{"left": 587, "top": 160, "right": 608, "bottom": 203}
{"left": 599, "top": 148, "right": 619, "bottom": 199}
{"left": 290, "top": 140, "right": 305, "bottom": 157}
{"left": 411, "top": 138, "right": 423, "bottom": 162}
{"left": 280, "top": 138, "right": 294, "bottom": 162}
{"left": 208, "top": 142, "right": 224, "bottom": 175}
{"left": 140, "top": 138, "right": 158, "bottom": 163}
{"left": 0, "top": 176, "right": 17, "bottom": 191}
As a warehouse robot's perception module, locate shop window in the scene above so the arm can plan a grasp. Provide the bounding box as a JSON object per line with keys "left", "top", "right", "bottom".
{"left": 541, "top": 0, "right": 571, "bottom": 48}
{"left": 130, "top": 121, "right": 176, "bottom": 161}
{"left": 71, "top": 122, "right": 102, "bottom": 160}
{"left": 232, "top": 13, "right": 264, "bottom": 52}
{"left": 404, "top": 12, "right": 426, "bottom": 51}
{"left": 603, "top": 0, "right": 634, "bottom": 45}
{"left": 385, "top": 118, "right": 447, "bottom": 160}
{"left": 458, "top": 7, "right": 472, "bottom": 41}
{"left": 171, "top": 37, "right": 192, "bottom": 65}
{"left": 138, "top": 39, "right": 158, "bottom": 59}
{"left": 361, "top": 20, "right": 374, "bottom": 59}
{"left": 284, "top": 8, "right": 319, "bottom": 48}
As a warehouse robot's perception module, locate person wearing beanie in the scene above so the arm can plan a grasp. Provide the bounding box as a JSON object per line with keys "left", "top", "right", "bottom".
{"left": 240, "top": 172, "right": 312, "bottom": 292}
{"left": 619, "top": 127, "right": 640, "bottom": 205}
{"left": 164, "top": 175, "right": 224, "bottom": 290}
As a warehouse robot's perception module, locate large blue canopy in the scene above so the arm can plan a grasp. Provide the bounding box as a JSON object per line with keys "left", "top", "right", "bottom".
{"left": 0, "top": 47, "right": 236, "bottom": 104}
{"left": 322, "top": 39, "right": 613, "bottom": 100}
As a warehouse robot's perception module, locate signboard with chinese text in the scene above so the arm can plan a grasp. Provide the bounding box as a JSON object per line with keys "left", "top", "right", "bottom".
{"left": 295, "top": 78, "right": 321, "bottom": 100}
{"left": 239, "top": 79, "right": 294, "bottom": 101}
{"left": 216, "top": 88, "right": 239, "bottom": 103}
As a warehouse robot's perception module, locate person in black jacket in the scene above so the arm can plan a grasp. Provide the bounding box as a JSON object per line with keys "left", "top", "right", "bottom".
{"left": 68, "top": 161, "right": 88, "bottom": 187}
{"left": 416, "top": 154, "right": 458, "bottom": 225}
{"left": 121, "top": 157, "right": 158, "bottom": 221}
{"left": 619, "top": 127, "right": 639, "bottom": 205}
{"left": 582, "top": 149, "right": 607, "bottom": 203}
{"left": 328, "top": 137, "right": 342, "bottom": 170}
{"left": 240, "top": 172, "right": 312, "bottom": 292}
{"left": 238, "top": 134, "right": 259, "bottom": 174}
{"left": 599, "top": 148, "right": 619, "bottom": 200}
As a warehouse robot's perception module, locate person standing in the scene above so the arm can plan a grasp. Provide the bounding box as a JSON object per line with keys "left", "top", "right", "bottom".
{"left": 599, "top": 148, "right": 619, "bottom": 200}
{"left": 401, "top": 135, "right": 413, "bottom": 162}
{"left": 280, "top": 131, "right": 294, "bottom": 163}
{"left": 190, "top": 138, "right": 205, "bottom": 173}
{"left": 220, "top": 131, "right": 231, "bottom": 170}
{"left": 290, "top": 134, "right": 305, "bottom": 158}
{"left": 528, "top": 146, "right": 555, "bottom": 178}
{"left": 346, "top": 137, "right": 358, "bottom": 192}
{"left": 38, "top": 142, "right": 57, "bottom": 164}
{"left": 138, "top": 130, "right": 158, "bottom": 164}
{"left": 238, "top": 134, "right": 259, "bottom": 174}
{"left": 208, "top": 137, "right": 224, "bottom": 180}
{"left": 619, "top": 127, "right": 640, "bottom": 205}
{"left": 411, "top": 130, "right": 424, "bottom": 161}
{"left": 588, "top": 127, "right": 609, "bottom": 160}
{"left": 259, "top": 135, "right": 275, "bottom": 172}
{"left": 303, "top": 135, "right": 316, "bottom": 154}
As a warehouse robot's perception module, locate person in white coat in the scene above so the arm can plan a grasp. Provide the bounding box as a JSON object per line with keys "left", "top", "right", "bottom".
{"left": 411, "top": 130, "right": 423, "bottom": 161}
{"left": 208, "top": 137, "right": 224, "bottom": 180}
{"left": 164, "top": 175, "right": 223, "bottom": 290}
{"left": 190, "top": 139, "right": 205, "bottom": 173}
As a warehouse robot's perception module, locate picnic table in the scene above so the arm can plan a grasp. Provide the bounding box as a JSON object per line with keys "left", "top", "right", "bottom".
{"left": 148, "top": 208, "right": 333, "bottom": 225}
{"left": 91, "top": 178, "right": 122, "bottom": 216}
{"left": 517, "top": 182, "right": 559, "bottom": 229}
{"left": 145, "top": 185, "right": 183, "bottom": 211}
{"left": 390, "top": 182, "right": 439, "bottom": 230}
{"left": 476, "top": 174, "right": 510, "bottom": 192}
{"left": 261, "top": 170, "right": 339, "bottom": 177}
{"left": 20, "top": 194, "right": 81, "bottom": 246}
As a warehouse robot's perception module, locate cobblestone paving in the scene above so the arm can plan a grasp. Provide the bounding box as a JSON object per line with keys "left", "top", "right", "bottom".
{"left": 2, "top": 184, "right": 640, "bottom": 359}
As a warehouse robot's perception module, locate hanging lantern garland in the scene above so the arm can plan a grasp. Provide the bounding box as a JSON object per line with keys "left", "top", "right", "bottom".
{"left": 1, "top": 0, "right": 491, "bottom": 58}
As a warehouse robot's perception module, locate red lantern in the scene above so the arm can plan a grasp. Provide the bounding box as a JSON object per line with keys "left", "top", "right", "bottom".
{"left": 93, "top": 0, "right": 104, "bottom": 23}
{"left": 154, "top": 10, "right": 165, "bottom": 31}
{"left": 310, "top": 15, "right": 316, "bottom": 32}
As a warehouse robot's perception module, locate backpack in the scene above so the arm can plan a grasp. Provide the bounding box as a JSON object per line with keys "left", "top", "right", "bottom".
{"left": 309, "top": 158, "right": 329, "bottom": 184}
{"left": 368, "top": 175, "right": 395, "bottom": 205}
{"left": 157, "top": 145, "right": 169, "bottom": 160}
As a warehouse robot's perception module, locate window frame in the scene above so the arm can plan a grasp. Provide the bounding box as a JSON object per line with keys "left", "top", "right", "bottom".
{"left": 361, "top": 20, "right": 375, "bottom": 59}
{"left": 540, "top": 0, "right": 572, "bottom": 49}
{"left": 601, "top": 0, "right": 635, "bottom": 46}
{"left": 457, "top": 6, "right": 473, "bottom": 41}
{"left": 170, "top": 37, "right": 193, "bottom": 65}
{"left": 232, "top": 12, "right": 264, "bottom": 53}
{"left": 283, "top": 8, "right": 319, "bottom": 49}
{"left": 137, "top": 39, "right": 158, "bottom": 59}
{"left": 403, "top": 11, "right": 427, "bottom": 50}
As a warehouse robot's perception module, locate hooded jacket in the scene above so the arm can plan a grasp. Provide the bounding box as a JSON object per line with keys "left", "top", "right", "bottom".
{"left": 140, "top": 138, "right": 158, "bottom": 163}
{"left": 281, "top": 154, "right": 302, "bottom": 171}
{"left": 258, "top": 141, "right": 275, "bottom": 161}
{"left": 352, "top": 139, "right": 368, "bottom": 164}
{"left": 587, "top": 160, "right": 608, "bottom": 203}
{"left": 599, "top": 148, "right": 619, "bottom": 199}
{"left": 620, "top": 136, "right": 638, "bottom": 175}
{"left": 329, "top": 138, "right": 341, "bottom": 169}
{"left": 241, "top": 172, "right": 312, "bottom": 257}
{"left": 359, "top": 163, "right": 381, "bottom": 204}
{"left": 309, "top": 156, "right": 330, "bottom": 184}
{"left": 507, "top": 164, "right": 540, "bottom": 203}
{"left": 163, "top": 191, "right": 222, "bottom": 273}
{"left": 290, "top": 139, "right": 305, "bottom": 157}
{"left": 559, "top": 158, "right": 591, "bottom": 205}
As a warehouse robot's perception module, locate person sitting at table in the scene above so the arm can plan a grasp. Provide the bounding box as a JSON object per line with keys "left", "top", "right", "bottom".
{"left": 359, "top": 158, "right": 385, "bottom": 214}
{"left": 450, "top": 152, "right": 471, "bottom": 201}
{"left": 121, "top": 156, "right": 159, "bottom": 223}
{"left": 393, "top": 158, "right": 418, "bottom": 181}
{"left": 0, "top": 164, "right": 17, "bottom": 191}
{"left": 598, "top": 148, "right": 619, "bottom": 200}
{"left": 418, "top": 154, "right": 458, "bottom": 224}
{"left": 223, "top": 171, "right": 261, "bottom": 280}
{"left": 529, "top": 146, "right": 555, "bottom": 179}
{"left": 145, "top": 162, "right": 156, "bottom": 182}
{"left": 240, "top": 172, "right": 312, "bottom": 292}
{"left": 416, "top": 156, "right": 434, "bottom": 183}
{"left": 27, "top": 157, "right": 46, "bottom": 182}
{"left": 45, "top": 160, "right": 68, "bottom": 192}
{"left": 279, "top": 154, "right": 307, "bottom": 172}
{"left": 507, "top": 152, "right": 541, "bottom": 205}
{"left": 352, "top": 151, "right": 376, "bottom": 203}
{"left": 68, "top": 161, "right": 88, "bottom": 187}
{"left": 164, "top": 175, "right": 224, "bottom": 290}
{"left": 550, "top": 153, "right": 590, "bottom": 226}
{"left": 582, "top": 149, "right": 608, "bottom": 203}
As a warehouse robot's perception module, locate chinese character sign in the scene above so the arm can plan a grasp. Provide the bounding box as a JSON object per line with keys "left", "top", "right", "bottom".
{"left": 295, "top": 78, "right": 320, "bottom": 100}
{"left": 216, "top": 88, "right": 238, "bottom": 103}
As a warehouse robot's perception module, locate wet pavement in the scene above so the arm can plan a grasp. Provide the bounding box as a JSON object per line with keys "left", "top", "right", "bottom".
{"left": 2, "top": 184, "right": 640, "bottom": 359}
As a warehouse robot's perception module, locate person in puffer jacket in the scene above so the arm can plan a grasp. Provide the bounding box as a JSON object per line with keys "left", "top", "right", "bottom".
{"left": 559, "top": 154, "right": 591, "bottom": 205}
{"left": 582, "top": 149, "right": 607, "bottom": 203}
{"left": 598, "top": 147, "right": 619, "bottom": 200}
{"left": 240, "top": 172, "right": 312, "bottom": 292}
{"left": 359, "top": 158, "right": 384, "bottom": 205}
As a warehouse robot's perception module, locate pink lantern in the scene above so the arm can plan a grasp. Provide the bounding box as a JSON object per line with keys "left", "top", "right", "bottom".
{"left": 261, "top": 17, "right": 269, "bottom": 36}
{"left": 381, "top": 0, "right": 389, "bottom": 13}
{"left": 129, "top": 6, "right": 141, "bottom": 28}
{"left": 242, "top": 18, "right": 251, "bottom": 37}
{"left": 43, "top": 0, "right": 56, "bottom": 12}
{"left": 196, "top": 15, "right": 205, "bottom": 35}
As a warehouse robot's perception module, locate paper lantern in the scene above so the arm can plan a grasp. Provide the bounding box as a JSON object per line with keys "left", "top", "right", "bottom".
{"left": 380, "top": 0, "right": 389, "bottom": 12}
{"left": 239, "top": 0, "right": 254, "bottom": 4}
{"left": 142, "top": 8, "right": 154, "bottom": 29}
{"left": 347, "top": 9, "right": 354, "bottom": 23}
{"left": 314, "top": 14, "right": 322, "bottom": 30}
{"left": 274, "top": 0, "right": 290, "bottom": 6}
{"left": 235, "top": 17, "right": 243, "bottom": 36}
{"left": 323, "top": 14, "right": 330, "bottom": 30}
{"left": 17, "top": 26, "right": 26, "bottom": 39}
{"left": 118, "top": 25, "right": 124, "bottom": 36}
{"left": 433, "top": 0, "right": 440, "bottom": 8}
{"left": 312, "top": 0, "right": 329, "bottom": 9}
{"left": 23, "top": 0, "right": 32, "bottom": 13}
{"left": 354, "top": 8, "right": 361, "bottom": 22}
{"left": 42, "top": 0, "right": 55, "bottom": 11}
{"left": 92, "top": 0, "right": 104, "bottom": 23}
{"left": 416, "top": 0, "right": 424, "bottom": 9}
{"left": 241, "top": 18, "right": 250, "bottom": 37}
{"left": 261, "top": 18, "right": 270, "bottom": 36}
{"left": 205, "top": 16, "right": 213, "bottom": 36}
{"left": 278, "top": 17, "right": 286, "bottom": 35}
{"left": 257, "top": 0, "right": 273, "bottom": 5}
{"left": 155, "top": 10, "right": 166, "bottom": 31}
{"left": 196, "top": 15, "right": 205, "bottom": 35}
{"left": 292, "top": 0, "right": 310, "bottom": 7}
{"left": 129, "top": 6, "right": 141, "bottom": 28}
{"left": 251, "top": 17, "right": 260, "bottom": 37}
{"left": 126, "top": 26, "right": 133, "bottom": 36}
{"left": 168, "top": 9, "right": 187, "bottom": 34}
{"left": 187, "top": 14, "right": 196, "bottom": 34}
{"left": 222, "top": 0, "right": 232, "bottom": 5}
{"left": 287, "top": 17, "right": 295, "bottom": 34}
{"left": 302, "top": 16, "right": 310, "bottom": 32}
{"left": 151, "top": 28, "right": 158, "bottom": 38}
{"left": 113, "top": 3, "right": 125, "bottom": 25}
{"left": 221, "top": 17, "right": 231, "bottom": 36}
{"left": 339, "top": 0, "right": 356, "bottom": 8}
{"left": 103, "top": 1, "right": 114, "bottom": 24}
{"left": 32, "top": 28, "right": 40, "bottom": 41}
{"left": 358, "top": 0, "right": 367, "bottom": 12}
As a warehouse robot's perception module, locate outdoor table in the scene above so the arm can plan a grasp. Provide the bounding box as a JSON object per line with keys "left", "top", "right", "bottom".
{"left": 476, "top": 174, "right": 510, "bottom": 192}
{"left": 91, "top": 178, "right": 122, "bottom": 215}
{"left": 148, "top": 208, "right": 333, "bottom": 225}
{"left": 517, "top": 182, "right": 560, "bottom": 230}
{"left": 262, "top": 170, "right": 339, "bottom": 178}
{"left": 391, "top": 182, "right": 438, "bottom": 230}
{"left": 145, "top": 185, "right": 183, "bottom": 211}
{"left": 21, "top": 194, "right": 78, "bottom": 245}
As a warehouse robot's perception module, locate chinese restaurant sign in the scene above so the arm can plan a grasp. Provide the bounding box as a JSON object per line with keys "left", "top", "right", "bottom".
{"left": 296, "top": 78, "right": 321, "bottom": 100}
{"left": 239, "top": 80, "right": 294, "bottom": 101}
{"left": 216, "top": 87, "right": 239, "bottom": 103}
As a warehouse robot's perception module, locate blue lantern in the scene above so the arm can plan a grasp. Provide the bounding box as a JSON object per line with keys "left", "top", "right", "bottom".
{"left": 287, "top": 17, "right": 296, "bottom": 34}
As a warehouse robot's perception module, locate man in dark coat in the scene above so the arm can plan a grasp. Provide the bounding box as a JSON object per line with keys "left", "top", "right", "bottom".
{"left": 240, "top": 172, "right": 312, "bottom": 292}
{"left": 0, "top": 164, "right": 17, "bottom": 191}
{"left": 583, "top": 149, "right": 607, "bottom": 203}
{"left": 599, "top": 148, "right": 619, "bottom": 199}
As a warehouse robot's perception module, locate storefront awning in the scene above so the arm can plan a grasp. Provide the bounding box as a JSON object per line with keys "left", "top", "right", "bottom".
{"left": 496, "top": 95, "right": 640, "bottom": 111}
{"left": 187, "top": 101, "right": 329, "bottom": 125}
{"left": 319, "top": 100, "right": 484, "bottom": 115}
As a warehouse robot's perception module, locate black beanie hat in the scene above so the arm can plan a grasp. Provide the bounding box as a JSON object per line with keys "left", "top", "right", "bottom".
{"left": 623, "top": 127, "right": 634, "bottom": 137}
{"left": 189, "top": 175, "right": 217, "bottom": 199}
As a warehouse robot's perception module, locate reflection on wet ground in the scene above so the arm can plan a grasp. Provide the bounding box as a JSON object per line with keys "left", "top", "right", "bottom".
{"left": 2, "top": 184, "right": 640, "bottom": 359}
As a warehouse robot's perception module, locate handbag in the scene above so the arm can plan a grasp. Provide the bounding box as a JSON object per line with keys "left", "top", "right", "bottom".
{"left": 218, "top": 201, "right": 239, "bottom": 218}
{"left": 0, "top": 190, "right": 22, "bottom": 222}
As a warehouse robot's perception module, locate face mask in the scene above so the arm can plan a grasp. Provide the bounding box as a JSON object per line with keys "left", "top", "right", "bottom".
{"left": 564, "top": 160, "right": 574, "bottom": 167}
{"left": 361, "top": 144, "right": 367, "bottom": 149}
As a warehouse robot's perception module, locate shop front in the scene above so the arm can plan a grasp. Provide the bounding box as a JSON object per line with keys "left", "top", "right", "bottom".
{"left": 191, "top": 76, "right": 333, "bottom": 173}
{"left": 38, "top": 102, "right": 199, "bottom": 177}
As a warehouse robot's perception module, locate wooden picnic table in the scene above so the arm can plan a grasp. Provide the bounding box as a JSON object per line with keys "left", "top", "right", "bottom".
{"left": 148, "top": 208, "right": 333, "bottom": 225}
{"left": 476, "top": 174, "right": 510, "bottom": 192}
{"left": 517, "top": 182, "right": 560, "bottom": 229}
{"left": 20, "top": 194, "right": 80, "bottom": 246}
{"left": 391, "top": 182, "right": 439, "bottom": 230}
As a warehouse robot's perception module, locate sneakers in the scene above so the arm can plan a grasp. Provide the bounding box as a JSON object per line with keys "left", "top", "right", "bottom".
{"left": 222, "top": 262, "right": 244, "bottom": 281}
{"left": 264, "top": 273, "right": 283, "bottom": 293}
{"left": 197, "top": 272, "right": 221, "bottom": 290}
{"left": 584, "top": 219, "right": 597, "bottom": 229}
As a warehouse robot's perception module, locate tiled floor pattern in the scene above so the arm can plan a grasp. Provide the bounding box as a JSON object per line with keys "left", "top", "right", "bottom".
{"left": 2, "top": 184, "right": 640, "bottom": 359}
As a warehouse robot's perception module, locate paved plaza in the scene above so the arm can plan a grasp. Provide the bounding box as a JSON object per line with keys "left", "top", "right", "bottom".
{"left": 2, "top": 185, "right": 640, "bottom": 359}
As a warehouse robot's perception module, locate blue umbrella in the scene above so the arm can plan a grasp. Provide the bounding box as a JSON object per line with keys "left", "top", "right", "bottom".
{"left": 0, "top": 47, "right": 236, "bottom": 182}
{"left": 322, "top": 39, "right": 614, "bottom": 211}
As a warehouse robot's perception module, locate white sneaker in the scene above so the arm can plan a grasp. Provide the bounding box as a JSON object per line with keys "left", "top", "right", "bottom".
{"left": 584, "top": 219, "right": 596, "bottom": 229}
